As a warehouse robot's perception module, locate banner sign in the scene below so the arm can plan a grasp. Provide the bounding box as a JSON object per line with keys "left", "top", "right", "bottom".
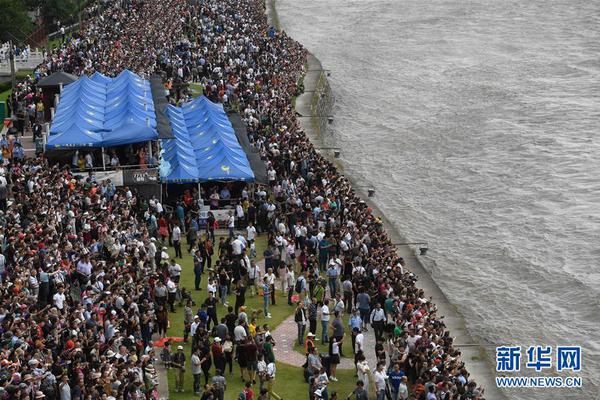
{"left": 73, "top": 170, "right": 123, "bottom": 186}
{"left": 123, "top": 168, "right": 159, "bottom": 185}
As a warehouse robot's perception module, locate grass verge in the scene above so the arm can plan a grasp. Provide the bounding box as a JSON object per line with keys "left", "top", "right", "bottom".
{"left": 163, "top": 233, "right": 357, "bottom": 399}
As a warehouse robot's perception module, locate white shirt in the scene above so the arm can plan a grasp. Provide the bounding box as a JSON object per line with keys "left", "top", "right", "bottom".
{"left": 169, "top": 263, "right": 182, "bottom": 277}
{"left": 172, "top": 226, "right": 181, "bottom": 241}
{"left": 407, "top": 335, "right": 422, "bottom": 352}
{"left": 77, "top": 260, "right": 92, "bottom": 276}
{"left": 231, "top": 239, "right": 243, "bottom": 255}
{"left": 191, "top": 321, "right": 200, "bottom": 337}
{"left": 355, "top": 332, "right": 364, "bottom": 352}
{"left": 234, "top": 325, "right": 247, "bottom": 342}
{"left": 246, "top": 226, "right": 256, "bottom": 241}
{"left": 374, "top": 370, "right": 388, "bottom": 392}
{"left": 332, "top": 340, "right": 340, "bottom": 355}
{"left": 266, "top": 273, "right": 275, "bottom": 285}
{"left": 248, "top": 264, "right": 260, "bottom": 279}
{"left": 207, "top": 282, "right": 217, "bottom": 294}
{"left": 53, "top": 292, "right": 66, "bottom": 309}
{"left": 371, "top": 308, "right": 386, "bottom": 323}
{"left": 166, "top": 279, "right": 177, "bottom": 293}
{"left": 266, "top": 362, "right": 276, "bottom": 379}
{"left": 321, "top": 305, "right": 330, "bottom": 322}
{"left": 228, "top": 215, "right": 235, "bottom": 228}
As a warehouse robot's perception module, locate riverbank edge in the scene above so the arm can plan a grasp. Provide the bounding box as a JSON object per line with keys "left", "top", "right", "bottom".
{"left": 267, "top": 2, "right": 506, "bottom": 399}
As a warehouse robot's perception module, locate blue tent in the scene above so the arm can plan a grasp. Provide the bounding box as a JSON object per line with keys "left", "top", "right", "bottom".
{"left": 47, "top": 70, "right": 158, "bottom": 149}
{"left": 159, "top": 105, "right": 200, "bottom": 182}
{"left": 160, "top": 96, "right": 255, "bottom": 183}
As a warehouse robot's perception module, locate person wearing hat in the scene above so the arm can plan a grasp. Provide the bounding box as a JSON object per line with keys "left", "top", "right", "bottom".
{"left": 305, "top": 332, "right": 316, "bottom": 356}
{"left": 172, "top": 346, "right": 186, "bottom": 392}
{"left": 211, "top": 337, "right": 226, "bottom": 376}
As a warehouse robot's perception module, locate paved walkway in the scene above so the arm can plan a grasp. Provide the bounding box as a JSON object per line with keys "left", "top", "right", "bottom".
{"left": 270, "top": 309, "right": 378, "bottom": 370}
{"left": 156, "top": 363, "right": 169, "bottom": 400}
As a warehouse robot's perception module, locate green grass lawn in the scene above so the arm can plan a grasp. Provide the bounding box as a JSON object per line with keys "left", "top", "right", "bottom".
{"left": 189, "top": 83, "right": 204, "bottom": 98}
{"left": 0, "top": 88, "right": 11, "bottom": 104}
{"left": 47, "top": 33, "right": 73, "bottom": 51}
{"left": 162, "top": 233, "right": 357, "bottom": 399}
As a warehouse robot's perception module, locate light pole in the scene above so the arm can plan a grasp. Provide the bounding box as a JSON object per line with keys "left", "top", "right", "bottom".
{"left": 9, "top": 40, "right": 16, "bottom": 94}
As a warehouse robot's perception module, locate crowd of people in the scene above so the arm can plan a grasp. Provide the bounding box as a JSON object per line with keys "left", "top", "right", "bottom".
{"left": 0, "top": 0, "right": 488, "bottom": 399}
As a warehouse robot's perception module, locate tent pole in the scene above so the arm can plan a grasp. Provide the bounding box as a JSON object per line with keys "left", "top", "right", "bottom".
{"left": 148, "top": 141, "right": 153, "bottom": 165}
{"left": 101, "top": 147, "right": 106, "bottom": 171}
{"left": 197, "top": 182, "right": 202, "bottom": 206}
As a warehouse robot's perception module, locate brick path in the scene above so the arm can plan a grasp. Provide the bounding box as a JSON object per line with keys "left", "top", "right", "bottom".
{"left": 270, "top": 312, "right": 378, "bottom": 370}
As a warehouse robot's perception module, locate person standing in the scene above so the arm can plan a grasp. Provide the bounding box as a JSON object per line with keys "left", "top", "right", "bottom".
{"left": 169, "top": 259, "right": 182, "bottom": 283}
{"left": 286, "top": 266, "right": 295, "bottom": 305}
{"left": 373, "top": 362, "right": 389, "bottom": 400}
{"left": 172, "top": 223, "right": 182, "bottom": 258}
{"left": 308, "top": 297, "right": 318, "bottom": 339}
{"left": 356, "top": 355, "right": 371, "bottom": 394}
{"left": 199, "top": 342, "right": 212, "bottom": 386}
{"left": 212, "top": 337, "right": 226, "bottom": 375}
{"left": 348, "top": 310, "right": 362, "bottom": 353}
{"left": 187, "top": 219, "right": 198, "bottom": 253}
{"left": 370, "top": 303, "right": 386, "bottom": 342}
{"left": 234, "top": 279, "right": 247, "bottom": 314}
{"left": 348, "top": 380, "right": 369, "bottom": 400}
{"left": 294, "top": 302, "right": 307, "bottom": 345}
{"left": 331, "top": 311, "right": 345, "bottom": 357}
{"left": 265, "top": 268, "right": 276, "bottom": 306}
{"left": 326, "top": 262, "right": 339, "bottom": 298}
{"left": 59, "top": 374, "right": 71, "bottom": 400}
{"left": 172, "top": 346, "right": 186, "bottom": 392}
{"left": 329, "top": 336, "right": 342, "bottom": 382}
{"left": 248, "top": 260, "right": 260, "bottom": 296}
{"left": 193, "top": 248, "right": 203, "bottom": 290}
{"left": 262, "top": 277, "right": 271, "bottom": 318}
{"left": 256, "top": 354, "right": 267, "bottom": 392}
{"left": 203, "top": 291, "right": 218, "bottom": 330}
{"left": 227, "top": 211, "right": 235, "bottom": 238}
{"left": 356, "top": 288, "right": 371, "bottom": 331}
{"left": 353, "top": 327, "right": 365, "bottom": 369}
{"left": 166, "top": 277, "right": 177, "bottom": 313}
{"left": 184, "top": 300, "right": 193, "bottom": 342}
{"left": 246, "top": 221, "right": 257, "bottom": 245}
{"left": 342, "top": 276, "right": 353, "bottom": 313}
{"left": 388, "top": 363, "right": 405, "bottom": 400}
{"left": 397, "top": 376, "right": 409, "bottom": 400}
{"left": 320, "top": 299, "right": 330, "bottom": 343}
{"left": 266, "top": 360, "right": 282, "bottom": 400}
{"left": 211, "top": 369, "right": 227, "bottom": 400}
{"left": 191, "top": 348, "right": 202, "bottom": 395}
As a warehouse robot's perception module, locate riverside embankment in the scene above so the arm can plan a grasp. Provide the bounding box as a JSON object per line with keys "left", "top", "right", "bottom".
{"left": 268, "top": 1, "right": 507, "bottom": 399}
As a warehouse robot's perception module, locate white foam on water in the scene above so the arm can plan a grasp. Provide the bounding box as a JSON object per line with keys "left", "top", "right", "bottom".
{"left": 278, "top": 0, "right": 600, "bottom": 397}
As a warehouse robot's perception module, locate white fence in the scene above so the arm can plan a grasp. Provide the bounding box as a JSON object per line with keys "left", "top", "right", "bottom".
{"left": 0, "top": 44, "right": 44, "bottom": 75}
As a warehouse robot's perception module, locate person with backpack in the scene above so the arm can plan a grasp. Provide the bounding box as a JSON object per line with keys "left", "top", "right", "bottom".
{"left": 295, "top": 271, "right": 308, "bottom": 302}
{"left": 294, "top": 302, "right": 308, "bottom": 345}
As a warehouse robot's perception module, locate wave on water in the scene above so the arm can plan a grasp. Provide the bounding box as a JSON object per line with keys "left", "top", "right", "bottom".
{"left": 277, "top": 0, "right": 600, "bottom": 397}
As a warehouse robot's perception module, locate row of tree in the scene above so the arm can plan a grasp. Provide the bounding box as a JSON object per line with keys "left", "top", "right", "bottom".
{"left": 1, "top": 0, "right": 81, "bottom": 43}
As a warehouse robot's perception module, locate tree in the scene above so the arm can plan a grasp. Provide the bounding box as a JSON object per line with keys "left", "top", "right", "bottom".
{"left": 30, "top": 0, "right": 80, "bottom": 30}
{"left": 0, "top": 0, "right": 34, "bottom": 43}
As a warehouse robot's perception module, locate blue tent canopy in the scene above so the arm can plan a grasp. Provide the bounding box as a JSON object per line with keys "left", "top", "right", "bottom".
{"left": 47, "top": 70, "right": 158, "bottom": 149}
{"left": 160, "top": 96, "right": 255, "bottom": 183}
